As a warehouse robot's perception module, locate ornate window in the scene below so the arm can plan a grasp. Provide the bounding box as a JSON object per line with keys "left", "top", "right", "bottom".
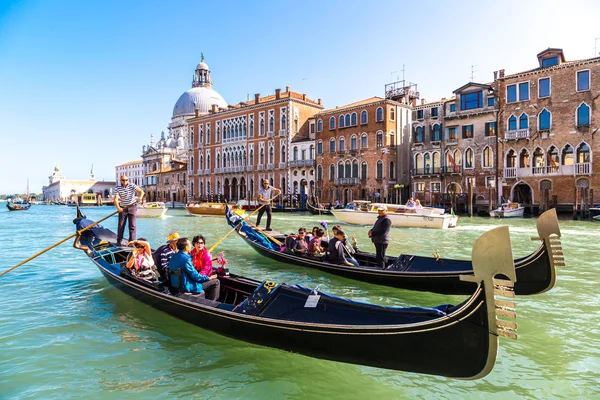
{"left": 376, "top": 160, "right": 384, "bottom": 179}
{"left": 577, "top": 103, "right": 590, "bottom": 127}
{"left": 483, "top": 146, "right": 493, "bottom": 168}
{"left": 360, "top": 110, "right": 368, "bottom": 124}
{"left": 376, "top": 107, "right": 384, "bottom": 122}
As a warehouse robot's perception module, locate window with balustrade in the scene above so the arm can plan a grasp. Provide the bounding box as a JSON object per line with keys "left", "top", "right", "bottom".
{"left": 508, "top": 115, "right": 517, "bottom": 131}
{"left": 337, "top": 161, "right": 344, "bottom": 179}
{"left": 520, "top": 149, "right": 530, "bottom": 168}
{"left": 533, "top": 148, "right": 545, "bottom": 169}
{"left": 352, "top": 161, "right": 359, "bottom": 177}
{"left": 344, "top": 161, "right": 351, "bottom": 178}
{"left": 293, "top": 146, "right": 298, "bottom": 161}
{"left": 547, "top": 146, "right": 559, "bottom": 171}
{"left": 519, "top": 114, "right": 529, "bottom": 130}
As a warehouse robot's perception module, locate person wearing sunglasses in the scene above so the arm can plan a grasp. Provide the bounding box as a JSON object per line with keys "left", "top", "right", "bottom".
{"left": 125, "top": 238, "right": 157, "bottom": 282}
{"left": 113, "top": 175, "right": 145, "bottom": 246}
{"left": 256, "top": 179, "right": 281, "bottom": 231}
{"left": 190, "top": 235, "right": 213, "bottom": 276}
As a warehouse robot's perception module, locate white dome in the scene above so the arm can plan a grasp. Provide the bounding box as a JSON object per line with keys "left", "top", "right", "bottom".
{"left": 172, "top": 86, "right": 228, "bottom": 118}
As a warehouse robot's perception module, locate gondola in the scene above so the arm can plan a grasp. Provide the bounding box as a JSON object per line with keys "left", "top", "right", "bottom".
{"left": 72, "top": 208, "right": 517, "bottom": 379}
{"left": 226, "top": 206, "right": 562, "bottom": 295}
{"left": 306, "top": 200, "right": 333, "bottom": 215}
{"left": 6, "top": 202, "right": 31, "bottom": 211}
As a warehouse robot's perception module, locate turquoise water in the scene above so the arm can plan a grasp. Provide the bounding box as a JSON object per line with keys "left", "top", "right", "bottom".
{"left": 0, "top": 205, "right": 598, "bottom": 399}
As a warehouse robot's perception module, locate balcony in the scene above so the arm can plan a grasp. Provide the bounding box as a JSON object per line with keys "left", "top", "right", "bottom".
{"left": 334, "top": 177, "right": 359, "bottom": 186}
{"left": 504, "top": 167, "right": 517, "bottom": 179}
{"left": 412, "top": 167, "right": 441, "bottom": 176}
{"left": 246, "top": 165, "right": 254, "bottom": 172}
{"left": 197, "top": 169, "right": 204, "bottom": 175}
{"left": 279, "top": 129, "right": 286, "bottom": 137}
{"left": 267, "top": 163, "right": 275, "bottom": 170}
{"left": 204, "top": 169, "right": 210, "bottom": 174}
{"left": 213, "top": 168, "right": 222, "bottom": 174}
{"left": 337, "top": 149, "right": 347, "bottom": 155}
{"left": 441, "top": 165, "right": 462, "bottom": 175}
{"left": 257, "top": 164, "right": 264, "bottom": 171}
{"left": 575, "top": 162, "right": 591, "bottom": 175}
{"left": 278, "top": 162, "right": 286, "bottom": 169}
{"left": 505, "top": 129, "right": 530, "bottom": 140}
{"left": 349, "top": 149, "right": 359, "bottom": 156}
{"left": 267, "top": 131, "right": 274, "bottom": 138}
{"left": 288, "top": 159, "right": 316, "bottom": 168}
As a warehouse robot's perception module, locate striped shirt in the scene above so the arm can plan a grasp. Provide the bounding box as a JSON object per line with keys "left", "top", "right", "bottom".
{"left": 114, "top": 183, "right": 140, "bottom": 207}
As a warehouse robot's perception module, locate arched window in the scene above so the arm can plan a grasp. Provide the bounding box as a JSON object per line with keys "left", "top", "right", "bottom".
{"left": 508, "top": 115, "right": 517, "bottom": 131}
{"left": 547, "top": 146, "right": 559, "bottom": 171}
{"left": 293, "top": 146, "right": 298, "bottom": 161}
{"left": 345, "top": 114, "right": 350, "bottom": 126}
{"left": 339, "top": 115, "right": 345, "bottom": 128}
{"left": 361, "top": 162, "right": 368, "bottom": 179}
{"left": 577, "top": 103, "right": 590, "bottom": 127}
{"left": 351, "top": 112, "right": 357, "bottom": 126}
{"left": 269, "top": 116, "right": 274, "bottom": 132}
{"left": 337, "top": 161, "right": 344, "bottom": 179}
{"left": 269, "top": 146, "right": 274, "bottom": 163}
{"left": 317, "top": 140, "right": 323, "bottom": 155}
{"left": 259, "top": 148, "right": 264, "bottom": 165}
{"left": 200, "top": 155, "right": 204, "bottom": 170}
{"left": 483, "top": 146, "right": 493, "bottom": 167}
{"left": 453, "top": 150, "right": 462, "bottom": 167}
{"left": 519, "top": 113, "right": 529, "bottom": 129}
{"left": 506, "top": 149, "right": 517, "bottom": 168}
{"left": 415, "top": 126, "right": 424, "bottom": 142}
{"left": 317, "top": 165, "right": 322, "bottom": 181}
{"left": 376, "top": 107, "right": 384, "bottom": 122}
{"left": 317, "top": 119, "right": 323, "bottom": 132}
{"left": 376, "top": 131, "right": 383, "bottom": 148}
{"left": 424, "top": 153, "right": 431, "bottom": 173}
{"left": 390, "top": 108, "right": 395, "bottom": 121}
{"left": 432, "top": 124, "right": 441, "bottom": 141}
{"left": 216, "top": 154, "right": 221, "bottom": 168}
{"left": 361, "top": 133, "right": 368, "bottom": 149}
{"left": 465, "top": 148, "right": 474, "bottom": 168}
{"left": 260, "top": 119, "right": 265, "bottom": 136}
{"left": 310, "top": 145, "right": 315, "bottom": 159}
{"left": 389, "top": 131, "right": 396, "bottom": 147}
{"left": 520, "top": 149, "right": 530, "bottom": 168}
{"left": 562, "top": 145, "right": 574, "bottom": 165}
{"left": 389, "top": 161, "right": 395, "bottom": 179}
{"left": 249, "top": 149, "right": 254, "bottom": 165}
{"left": 339, "top": 137, "right": 345, "bottom": 151}
{"left": 533, "top": 147, "right": 545, "bottom": 168}
{"left": 350, "top": 135, "right": 357, "bottom": 150}
{"left": 345, "top": 161, "right": 351, "bottom": 178}
{"left": 329, "top": 117, "right": 335, "bottom": 130}
{"left": 539, "top": 109, "right": 551, "bottom": 130}
{"left": 329, "top": 164, "right": 335, "bottom": 181}
{"left": 376, "top": 160, "right": 384, "bottom": 179}
{"left": 361, "top": 110, "right": 368, "bottom": 124}
{"left": 281, "top": 145, "right": 286, "bottom": 162}
{"left": 415, "top": 153, "right": 423, "bottom": 170}
{"left": 329, "top": 138, "right": 335, "bottom": 152}
{"left": 577, "top": 143, "right": 590, "bottom": 163}
{"left": 432, "top": 152, "right": 440, "bottom": 171}
{"left": 281, "top": 113, "right": 286, "bottom": 129}
{"left": 352, "top": 160, "right": 359, "bottom": 177}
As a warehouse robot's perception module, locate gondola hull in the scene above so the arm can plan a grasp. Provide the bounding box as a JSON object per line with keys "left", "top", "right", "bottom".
{"left": 6, "top": 202, "right": 31, "bottom": 211}
{"left": 73, "top": 210, "right": 517, "bottom": 379}
{"left": 306, "top": 201, "right": 333, "bottom": 215}
{"left": 226, "top": 207, "right": 561, "bottom": 295}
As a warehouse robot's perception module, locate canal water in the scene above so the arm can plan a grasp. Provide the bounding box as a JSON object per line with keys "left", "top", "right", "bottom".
{"left": 0, "top": 205, "right": 598, "bottom": 399}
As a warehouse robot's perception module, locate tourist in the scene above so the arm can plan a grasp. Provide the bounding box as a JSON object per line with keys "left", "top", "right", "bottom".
{"left": 190, "top": 235, "right": 213, "bottom": 276}
{"left": 415, "top": 199, "right": 423, "bottom": 209}
{"left": 152, "top": 232, "right": 180, "bottom": 283}
{"left": 406, "top": 198, "right": 415, "bottom": 207}
{"left": 332, "top": 225, "right": 360, "bottom": 267}
{"left": 327, "top": 229, "right": 356, "bottom": 266}
{"left": 126, "top": 238, "right": 158, "bottom": 282}
{"left": 256, "top": 179, "right": 281, "bottom": 231}
{"left": 368, "top": 205, "right": 392, "bottom": 268}
{"left": 292, "top": 228, "right": 309, "bottom": 255}
{"left": 168, "top": 238, "right": 221, "bottom": 300}
{"left": 307, "top": 227, "right": 325, "bottom": 256}
{"left": 113, "top": 175, "right": 145, "bottom": 246}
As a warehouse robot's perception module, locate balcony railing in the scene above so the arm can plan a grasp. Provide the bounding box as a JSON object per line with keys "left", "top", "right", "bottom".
{"left": 257, "top": 164, "right": 264, "bottom": 171}
{"left": 337, "top": 149, "right": 347, "bottom": 155}
{"left": 334, "top": 177, "right": 359, "bottom": 185}
{"left": 246, "top": 165, "right": 254, "bottom": 172}
{"left": 441, "top": 165, "right": 462, "bottom": 174}
{"left": 288, "top": 159, "right": 316, "bottom": 168}
{"left": 278, "top": 162, "right": 286, "bottom": 169}
{"left": 505, "top": 129, "right": 530, "bottom": 140}
{"left": 575, "top": 162, "right": 591, "bottom": 175}
{"left": 267, "top": 163, "right": 275, "bottom": 170}
{"left": 504, "top": 167, "right": 516, "bottom": 178}
{"left": 267, "top": 131, "right": 274, "bottom": 138}
{"left": 279, "top": 129, "right": 286, "bottom": 137}
{"left": 204, "top": 169, "right": 210, "bottom": 174}
{"left": 412, "top": 167, "right": 441, "bottom": 176}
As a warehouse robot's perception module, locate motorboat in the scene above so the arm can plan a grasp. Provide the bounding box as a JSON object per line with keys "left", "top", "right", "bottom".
{"left": 490, "top": 203, "right": 525, "bottom": 218}
{"left": 137, "top": 202, "right": 168, "bottom": 218}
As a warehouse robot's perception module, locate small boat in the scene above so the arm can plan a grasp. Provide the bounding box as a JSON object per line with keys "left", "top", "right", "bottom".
{"left": 306, "top": 200, "right": 333, "bottom": 215}
{"left": 137, "top": 202, "right": 168, "bottom": 218}
{"left": 331, "top": 201, "right": 458, "bottom": 229}
{"left": 72, "top": 208, "right": 517, "bottom": 379}
{"left": 589, "top": 206, "right": 600, "bottom": 218}
{"left": 6, "top": 201, "right": 31, "bottom": 211}
{"left": 593, "top": 215, "right": 600, "bottom": 221}
{"left": 226, "top": 206, "right": 561, "bottom": 295}
{"left": 186, "top": 202, "right": 227, "bottom": 216}
{"left": 490, "top": 203, "right": 525, "bottom": 218}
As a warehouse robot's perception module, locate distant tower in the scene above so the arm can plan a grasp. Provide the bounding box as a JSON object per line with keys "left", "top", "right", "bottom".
{"left": 49, "top": 165, "right": 65, "bottom": 184}
{"left": 90, "top": 164, "right": 96, "bottom": 181}
{"left": 192, "top": 53, "right": 213, "bottom": 89}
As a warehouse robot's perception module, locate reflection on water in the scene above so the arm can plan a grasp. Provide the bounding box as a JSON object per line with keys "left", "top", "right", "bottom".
{"left": 0, "top": 206, "right": 599, "bottom": 399}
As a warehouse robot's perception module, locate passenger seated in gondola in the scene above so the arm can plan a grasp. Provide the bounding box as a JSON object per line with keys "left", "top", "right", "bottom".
{"left": 332, "top": 225, "right": 360, "bottom": 267}
{"left": 327, "top": 229, "right": 357, "bottom": 267}
{"left": 292, "top": 228, "right": 309, "bottom": 255}
{"left": 307, "top": 227, "right": 325, "bottom": 256}
{"left": 168, "top": 238, "right": 220, "bottom": 300}
{"left": 126, "top": 238, "right": 158, "bottom": 283}
{"left": 190, "top": 235, "right": 213, "bottom": 276}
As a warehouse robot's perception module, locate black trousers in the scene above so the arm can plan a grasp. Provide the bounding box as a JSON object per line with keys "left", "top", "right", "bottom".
{"left": 117, "top": 204, "right": 137, "bottom": 245}
{"left": 256, "top": 204, "right": 272, "bottom": 228}
{"left": 202, "top": 279, "right": 221, "bottom": 301}
{"left": 374, "top": 242, "right": 388, "bottom": 268}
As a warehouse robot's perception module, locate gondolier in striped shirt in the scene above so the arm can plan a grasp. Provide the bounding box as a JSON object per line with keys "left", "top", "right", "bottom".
{"left": 113, "top": 175, "right": 145, "bottom": 246}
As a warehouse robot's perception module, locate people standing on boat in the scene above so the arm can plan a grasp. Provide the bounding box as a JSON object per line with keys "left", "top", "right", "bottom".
{"left": 113, "top": 175, "right": 145, "bottom": 246}
{"left": 168, "top": 238, "right": 220, "bottom": 300}
{"left": 190, "top": 235, "right": 213, "bottom": 276}
{"left": 368, "top": 205, "right": 392, "bottom": 268}
{"left": 126, "top": 238, "right": 158, "bottom": 282}
{"left": 152, "top": 232, "right": 180, "bottom": 283}
{"left": 256, "top": 179, "right": 281, "bottom": 232}
{"left": 406, "top": 198, "right": 415, "bottom": 207}
{"left": 327, "top": 229, "right": 356, "bottom": 267}
{"left": 332, "top": 225, "right": 360, "bottom": 267}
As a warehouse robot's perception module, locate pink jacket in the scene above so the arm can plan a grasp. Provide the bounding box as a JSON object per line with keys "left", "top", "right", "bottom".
{"left": 190, "top": 247, "right": 213, "bottom": 276}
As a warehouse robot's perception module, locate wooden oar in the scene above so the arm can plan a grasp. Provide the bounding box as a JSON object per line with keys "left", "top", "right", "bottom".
{"left": 209, "top": 192, "right": 281, "bottom": 253}
{"left": 244, "top": 220, "right": 283, "bottom": 246}
{"left": 0, "top": 205, "right": 129, "bottom": 278}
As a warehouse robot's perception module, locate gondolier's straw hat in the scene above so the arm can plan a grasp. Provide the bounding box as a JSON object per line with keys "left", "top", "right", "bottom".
{"left": 167, "top": 233, "right": 181, "bottom": 243}
{"left": 377, "top": 205, "right": 388, "bottom": 211}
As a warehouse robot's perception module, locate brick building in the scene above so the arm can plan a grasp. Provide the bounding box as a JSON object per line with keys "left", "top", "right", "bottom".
{"left": 187, "top": 87, "right": 324, "bottom": 203}
{"left": 314, "top": 96, "right": 413, "bottom": 205}
{"left": 497, "top": 48, "right": 600, "bottom": 213}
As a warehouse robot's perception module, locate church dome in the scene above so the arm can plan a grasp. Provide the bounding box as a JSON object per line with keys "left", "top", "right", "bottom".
{"left": 172, "top": 87, "right": 227, "bottom": 118}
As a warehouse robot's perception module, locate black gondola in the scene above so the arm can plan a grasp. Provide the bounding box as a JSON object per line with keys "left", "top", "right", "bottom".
{"left": 306, "top": 200, "right": 333, "bottom": 215}
{"left": 6, "top": 202, "right": 31, "bottom": 211}
{"left": 72, "top": 208, "right": 517, "bottom": 379}
{"left": 226, "top": 206, "right": 562, "bottom": 295}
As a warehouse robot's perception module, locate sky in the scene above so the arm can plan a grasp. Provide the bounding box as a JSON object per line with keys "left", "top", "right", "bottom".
{"left": 1, "top": 0, "right": 599, "bottom": 194}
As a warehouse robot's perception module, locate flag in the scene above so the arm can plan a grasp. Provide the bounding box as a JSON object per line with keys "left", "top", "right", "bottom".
{"left": 547, "top": 153, "right": 557, "bottom": 168}
{"left": 448, "top": 153, "right": 457, "bottom": 172}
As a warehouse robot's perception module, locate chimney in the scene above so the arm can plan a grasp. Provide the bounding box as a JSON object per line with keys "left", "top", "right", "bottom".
{"left": 286, "top": 85, "right": 290, "bottom": 92}
{"left": 493, "top": 71, "right": 498, "bottom": 80}
{"left": 499, "top": 69, "right": 505, "bottom": 78}
{"left": 255, "top": 93, "right": 260, "bottom": 104}
{"left": 302, "top": 94, "right": 306, "bottom": 101}
{"left": 195, "top": 108, "right": 200, "bottom": 117}
{"left": 275, "top": 88, "right": 281, "bottom": 99}
{"left": 411, "top": 98, "right": 417, "bottom": 107}
{"left": 421, "top": 99, "right": 426, "bottom": 105}
{"left": 211, "top": 104, "right": 218, "bottom": 114}
{"left": 318, "top": 99, "right": 322, "bottom": 105}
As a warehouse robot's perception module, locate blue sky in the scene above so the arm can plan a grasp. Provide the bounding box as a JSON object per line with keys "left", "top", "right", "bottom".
{"left": 1, "top": 0, "right": 599, "bottom": 194}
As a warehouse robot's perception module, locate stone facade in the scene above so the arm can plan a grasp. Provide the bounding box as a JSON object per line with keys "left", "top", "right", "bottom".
{"left": 115, "top": 160, "right": 144, "bottom": 187}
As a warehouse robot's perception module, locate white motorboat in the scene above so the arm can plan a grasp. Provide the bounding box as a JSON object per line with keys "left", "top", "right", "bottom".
{"left": 331, "top": 202, "right": 458, "bottom": 229}
{"left": 137, "top": 202, "right": 168, "bottom": 218}
{"left": 489, "top": 203, "right": 525, "bottom": 218}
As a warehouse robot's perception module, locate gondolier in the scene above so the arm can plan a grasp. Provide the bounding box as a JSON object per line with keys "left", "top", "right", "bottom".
{"left": 256, "top": 179, "right": 281, "bottom": 231}
{"left": 368, "top": 205, "right": 392, "bottom": 268}
{"left": 113, "top": 175, "right": 145, "bottom": 246}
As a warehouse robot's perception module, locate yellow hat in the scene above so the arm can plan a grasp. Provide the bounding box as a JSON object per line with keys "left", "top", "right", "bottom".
{"left": 167, "top": 232, "right": 180, "bottom": 242}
